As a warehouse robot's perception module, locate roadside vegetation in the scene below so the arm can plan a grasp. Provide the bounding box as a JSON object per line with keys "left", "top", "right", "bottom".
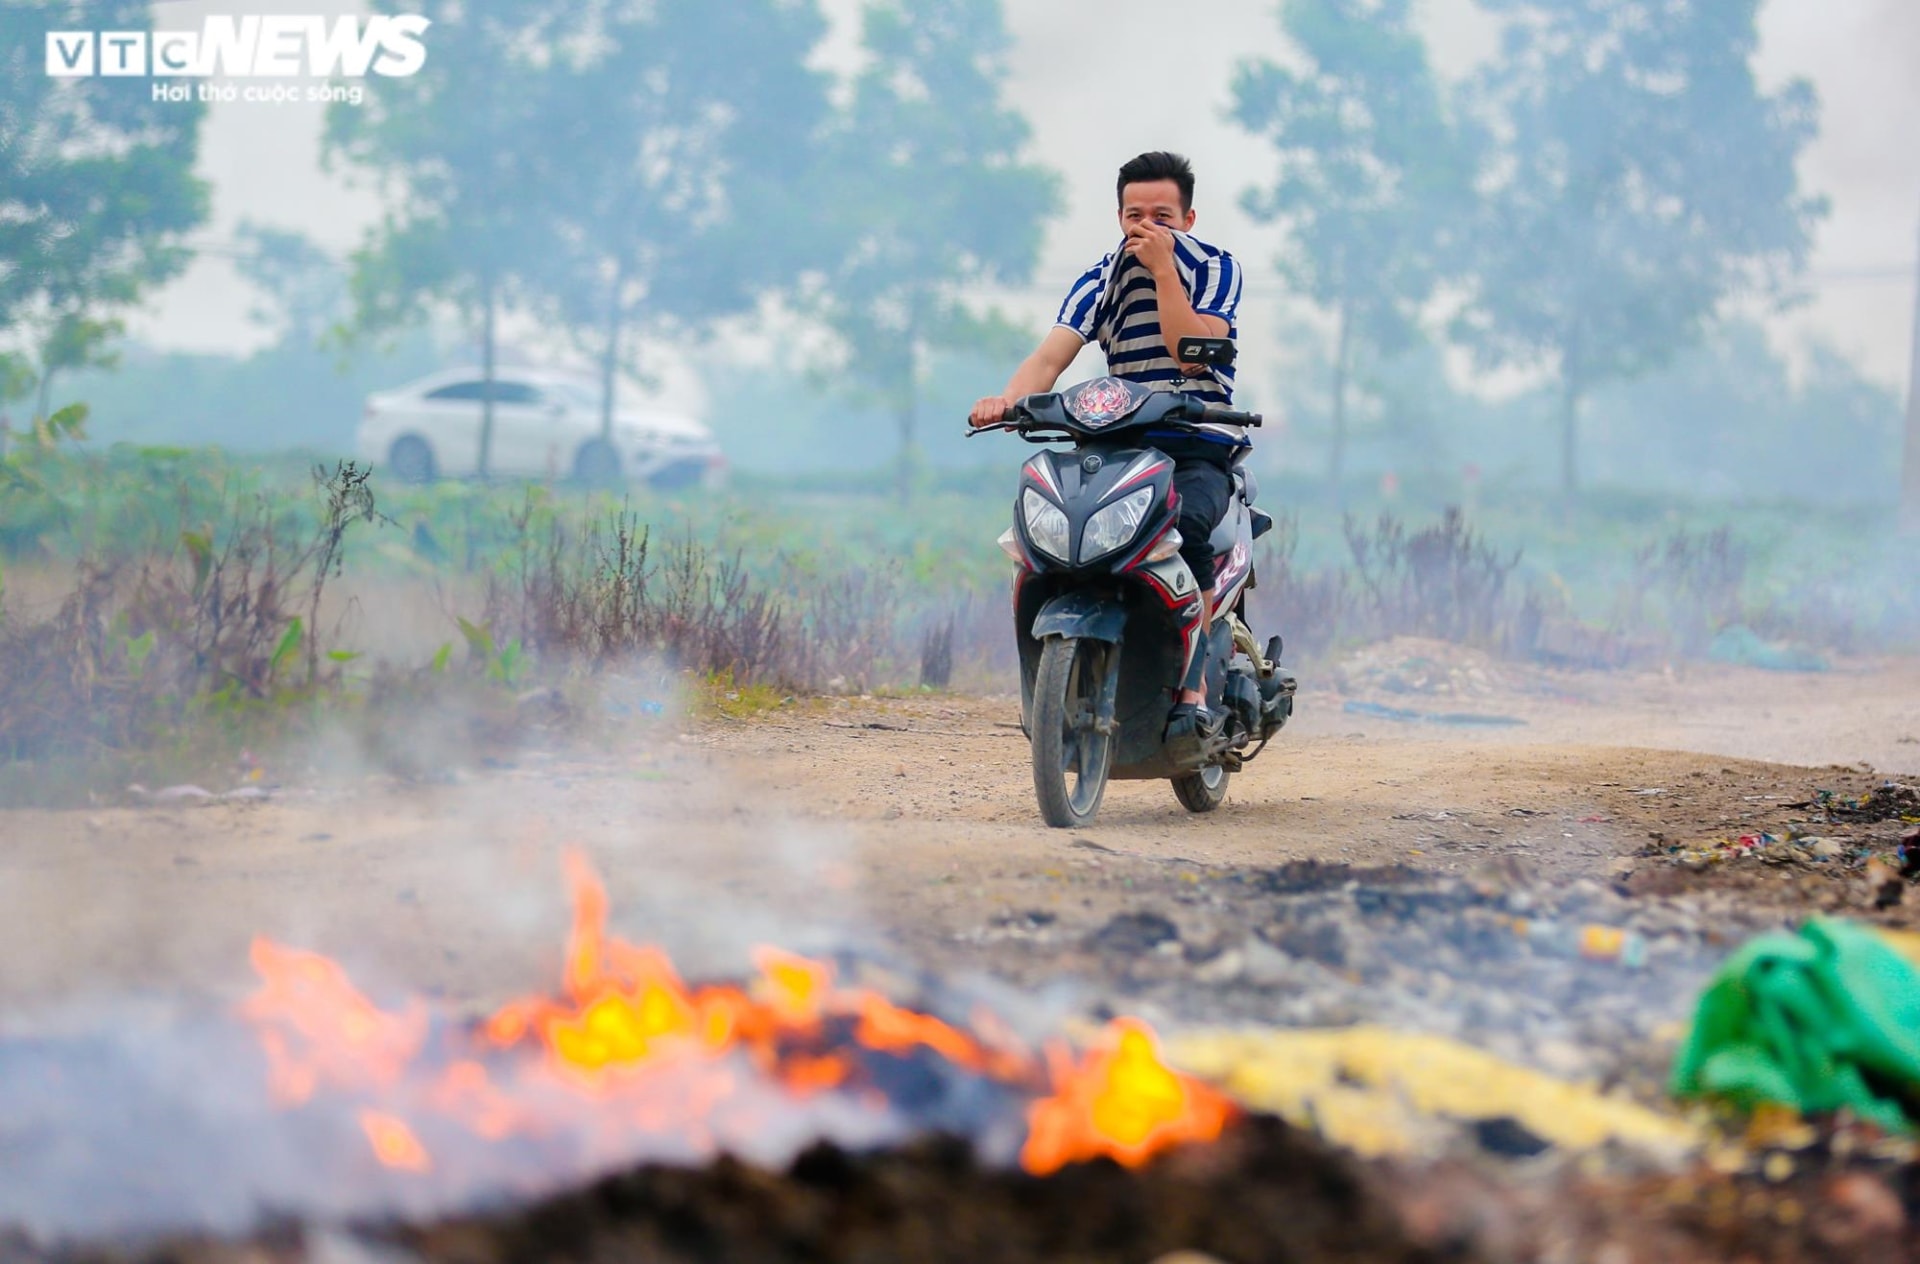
{"left": 5, "top": 411, "right": 1913, "bottom": 803}
{"left": 4, "top": 0, "right": 1903, "bottom": 807}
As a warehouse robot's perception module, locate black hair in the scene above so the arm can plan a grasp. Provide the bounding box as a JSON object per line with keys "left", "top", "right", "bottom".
{"left": 1116, "top": 151, "right": 1195, "bottom": 211}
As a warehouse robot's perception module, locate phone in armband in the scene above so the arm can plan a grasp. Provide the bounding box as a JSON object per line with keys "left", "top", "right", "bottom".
{"left": 1175, "top": 337, "right": 1235, "bottom": 367}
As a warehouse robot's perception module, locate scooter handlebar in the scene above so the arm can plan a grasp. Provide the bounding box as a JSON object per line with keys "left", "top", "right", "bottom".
{"left": 965, "top": 402, "right": 1033, "bottom": 435}
{"left": 1202, "top": 404, "right": 1262, "bottom": 428}
{"left": 967, "top": 398, "right": 1260, "bottom": 433}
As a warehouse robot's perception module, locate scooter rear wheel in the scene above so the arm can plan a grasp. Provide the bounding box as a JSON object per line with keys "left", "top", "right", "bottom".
{"left": 1171, "top": 762, "right": 1230, "bottom": 813}
{"left": 1030, "top": 636, "right": 1114, "bottom": 828}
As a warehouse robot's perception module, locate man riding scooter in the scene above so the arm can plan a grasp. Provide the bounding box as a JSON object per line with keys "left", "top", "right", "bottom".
{"left": 970, "top": 150, "right": 1247, "bottom": 759}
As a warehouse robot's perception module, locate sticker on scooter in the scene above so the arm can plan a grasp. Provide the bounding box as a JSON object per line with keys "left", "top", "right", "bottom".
{"left": 1069, "top": 378, "right": 1136, "bottom": 423}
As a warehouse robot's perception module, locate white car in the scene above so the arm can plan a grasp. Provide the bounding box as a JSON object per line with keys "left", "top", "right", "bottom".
{"left": 356, "top": 368, "right": 726, "bottom": 489}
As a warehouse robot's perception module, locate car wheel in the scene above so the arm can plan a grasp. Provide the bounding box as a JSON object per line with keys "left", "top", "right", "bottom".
{"left": 388, "top": 434, "right": 437, "bottom": 484}
{"left": 572, "top": 439, "right": 623, "bottom": 489}
{"left": 647, "top": 456, "right": 708, "bottom": 492}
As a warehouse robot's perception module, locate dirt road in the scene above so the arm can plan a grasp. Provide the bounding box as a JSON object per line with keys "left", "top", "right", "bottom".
{"left": 1, "top": 648, "right": 1913, "bottom": 1020}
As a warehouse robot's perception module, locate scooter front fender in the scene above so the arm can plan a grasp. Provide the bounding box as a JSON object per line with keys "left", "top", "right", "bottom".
{"left": 1029, "top": 590, "right": 1128, "bottom": 645}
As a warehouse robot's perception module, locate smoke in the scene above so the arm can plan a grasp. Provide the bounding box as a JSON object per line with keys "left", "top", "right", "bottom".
{"left": 0, "top": 1009, "right": 928, "bottom": 1239}
{"left": 0, "top": 659, "right": 1065, "bottom": 1240}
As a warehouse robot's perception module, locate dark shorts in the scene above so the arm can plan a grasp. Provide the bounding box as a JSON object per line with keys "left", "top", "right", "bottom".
{"left": 1170, "top": 456, "right": 1232, "bottom": 590}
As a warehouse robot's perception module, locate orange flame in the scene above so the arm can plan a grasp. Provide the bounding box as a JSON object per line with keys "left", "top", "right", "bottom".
{"left": 1019, "top": 1018, "right": 1236, "bottom": 1176}
{"left": 752, "top": 946, "right": 832, "bottom": 1024}
{"left": 359, "top": 1109, "right": 432, "bottom": 1172}
{"left": 241, "top": 850, "right": 1237, "bottom": 1178}
{"left": 239, "top": 937, "right": 426, "bottom": 1105}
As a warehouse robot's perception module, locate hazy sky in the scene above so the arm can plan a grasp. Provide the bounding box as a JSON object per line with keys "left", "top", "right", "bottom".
{"left": 130, "top": 0, "right": 1920, "bottom": 407}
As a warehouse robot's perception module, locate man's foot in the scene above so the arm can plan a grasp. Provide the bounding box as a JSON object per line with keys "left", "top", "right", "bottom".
{"left": 1163, "top": 700, "right": 1220, "bottom": 764}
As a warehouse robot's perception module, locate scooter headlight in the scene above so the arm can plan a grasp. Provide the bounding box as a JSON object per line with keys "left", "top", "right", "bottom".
{"left": 1021, "top": 489, "right": 1070, "bottom": 561}
{"left": 1080, "top": 487, "right": 1155, "bottom": 562}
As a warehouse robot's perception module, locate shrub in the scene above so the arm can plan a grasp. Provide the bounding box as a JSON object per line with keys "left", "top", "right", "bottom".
{"left": 0, "top": 462, "right": 381, "bottom": 761}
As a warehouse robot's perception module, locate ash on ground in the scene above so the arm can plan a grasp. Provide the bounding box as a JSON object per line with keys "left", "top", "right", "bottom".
{"left": 946, "top": 777, "right": 1920, "bottom": 1116}
{"left": 963, "top": 856, "right": 1735, "bottom": 1101}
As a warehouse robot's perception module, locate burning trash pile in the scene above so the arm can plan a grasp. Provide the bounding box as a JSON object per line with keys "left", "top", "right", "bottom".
{"left": 244, "top": 852, "right": 1235, "bottom": 1191}
{"left": 12, "top": 793, "right": 1920, "bottom": 1260}
{"left": 0, "top": 852, "right": 1307, "bottom": 1257}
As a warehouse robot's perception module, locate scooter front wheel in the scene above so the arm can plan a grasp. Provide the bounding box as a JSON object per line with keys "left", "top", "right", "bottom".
{"left": 1030, "top": 636, "right": 1114, "bottom": 828}
{"left": 1171, "top": 762, "right": 1230, "bottom": 813}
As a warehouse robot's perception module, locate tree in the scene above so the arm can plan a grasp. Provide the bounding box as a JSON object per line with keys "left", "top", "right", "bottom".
{"left": 805, "top": 0, "right": 1060, "bottom": 502}
{"left": 0, "top": 1, "right": 209, "bottom": 420}
{"left": 1453, "top": 0, "right": 1825, "bottom": 496}
{"left": 325, "top": 1, "right": 559, "bottom": 479}
{"left": 1231, "top": 0, "right": 1477, "bottom": 499}
{"left": 528, "top": 0, "right": 831, "bottom": 447}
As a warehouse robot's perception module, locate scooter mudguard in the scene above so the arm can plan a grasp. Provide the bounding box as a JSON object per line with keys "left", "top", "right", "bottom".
{"left": 1029, "top": 590, "right": 1128, "bottom": 645}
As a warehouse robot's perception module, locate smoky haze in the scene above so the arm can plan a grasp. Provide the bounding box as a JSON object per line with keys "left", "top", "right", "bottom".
{"left": 132, "top": 0, "right": 1919, "bottom": 383}
{"left": 45, "top": 0, "right": 1905, "bottom": 508}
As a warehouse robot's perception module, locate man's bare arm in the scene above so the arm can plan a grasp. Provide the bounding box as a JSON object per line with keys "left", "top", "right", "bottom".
{"left": 1003, "top": 326, "right": 1086, "bottom": 397}
{"left": 1150, "top": 273, "right": 1229, "bottom": 363}
{"left": 969, "top": 327, "right": 1085, "bottom": 426}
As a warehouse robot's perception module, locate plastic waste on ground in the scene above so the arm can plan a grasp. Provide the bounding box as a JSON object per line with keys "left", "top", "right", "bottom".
{"left": 1671, "top": 918, "right": 1920, "bottom": 1134}
{"left": 1168, "top": 1025, "right": 1701, "bottom": 1163}
{"left": 1656, "top": 830, "right": 1859, "bottom": 869}
{"left": 1817, "top": 783, "right": 1920, "bottom": 824}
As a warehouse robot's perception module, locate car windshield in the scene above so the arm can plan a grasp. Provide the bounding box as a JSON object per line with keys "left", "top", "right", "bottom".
{"left": 544, "top": 379, "right": 605, "bottom": 411}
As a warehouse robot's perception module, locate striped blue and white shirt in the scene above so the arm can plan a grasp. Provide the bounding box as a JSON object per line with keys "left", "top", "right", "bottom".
{"left": 1054, "top": 229, "right": 1246, "bottom": 445}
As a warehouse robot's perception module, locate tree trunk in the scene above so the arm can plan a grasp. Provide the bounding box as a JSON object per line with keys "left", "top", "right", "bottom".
{"left": 600, "top": 262, "right": 626, "bottom": 443}
{"left": 1559, "top": 368, "right": 1582, "bottom": 500}
{"left": 1901, "top": 202, "right": 1920, "bottom": 532}
{"left": 896, "top": 383, "right": 917, "bottom": 506}
{"left": 478, "top": 276, "right": 497, "bottom": 481}
{"left": 896, "top": 309, "right": 919, "bottom": 506}
{"left": 1328, "top": 294, "right": 1352, "bottom": 504}
{"left": 33, "top": 368, "right": 53, "bottom": 428}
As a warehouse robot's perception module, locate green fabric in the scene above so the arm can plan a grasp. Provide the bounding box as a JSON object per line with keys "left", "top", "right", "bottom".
{"left": 1671, "top": 918, "right": 1920, "bottom": 1132}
